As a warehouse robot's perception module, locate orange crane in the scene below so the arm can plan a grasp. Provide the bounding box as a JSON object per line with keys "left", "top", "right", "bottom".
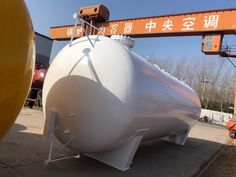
{"left": 50, "top": 5, "right": 236, "bottom": 57}
{"left": 50, "top": 4, "right": 236, "bottom": 136}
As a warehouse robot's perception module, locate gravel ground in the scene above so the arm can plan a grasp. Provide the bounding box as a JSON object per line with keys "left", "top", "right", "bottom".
{"left": 201, "top": 139, "right": 236, "bottom": 177}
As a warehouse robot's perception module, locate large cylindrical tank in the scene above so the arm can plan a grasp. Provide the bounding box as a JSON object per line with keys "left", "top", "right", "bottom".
{"left": 0, "top": 0, "right": 35, "bottom": 139}
{"left": 43, "top": 35, "right": 201, "bottom": 154}
{"left": 32, "top": 68, "right": 47, "bottom": 89}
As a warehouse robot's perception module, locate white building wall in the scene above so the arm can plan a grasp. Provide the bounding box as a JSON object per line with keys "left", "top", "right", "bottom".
{"left": 201, "top": 109, "right": 232, "bottom": 126}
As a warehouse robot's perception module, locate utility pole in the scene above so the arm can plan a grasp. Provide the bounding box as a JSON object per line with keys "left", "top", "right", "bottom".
{"left": 201, "top": 79, "right": 210, "bottom": 101}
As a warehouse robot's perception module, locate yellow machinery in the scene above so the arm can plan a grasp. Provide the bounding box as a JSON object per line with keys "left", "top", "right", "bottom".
{"left": 0, "top": 0, "right": 35, "bottom": 139}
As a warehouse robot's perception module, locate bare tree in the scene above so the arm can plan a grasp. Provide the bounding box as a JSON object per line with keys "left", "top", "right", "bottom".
{"left": 155, "top": 57, "right": 174, "bottom": 74}
{"left": 154, "top": 55, "right": 235, "bottom": 111}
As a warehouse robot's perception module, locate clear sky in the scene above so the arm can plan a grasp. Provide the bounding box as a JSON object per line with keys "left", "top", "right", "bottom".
{"left": 25, "top": 0, "right": 236, "bottom": 64}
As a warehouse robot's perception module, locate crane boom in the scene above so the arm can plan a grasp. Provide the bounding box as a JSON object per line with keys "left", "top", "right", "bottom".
{"left": 50, "top": 8, "right": 236, "bottom": 40}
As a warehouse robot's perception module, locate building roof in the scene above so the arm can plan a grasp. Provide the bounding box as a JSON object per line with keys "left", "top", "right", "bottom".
{"left": 35, "top": 32, "right": 53, "bottom": 41}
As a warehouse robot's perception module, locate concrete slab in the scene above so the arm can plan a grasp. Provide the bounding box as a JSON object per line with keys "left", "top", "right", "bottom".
{"left": 0, "top": 108, "right": 231, "bottom": 177}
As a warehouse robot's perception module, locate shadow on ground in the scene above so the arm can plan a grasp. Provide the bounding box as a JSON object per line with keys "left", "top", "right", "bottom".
{"left": 0, "top": 122, "right": 230, "bottom": 177}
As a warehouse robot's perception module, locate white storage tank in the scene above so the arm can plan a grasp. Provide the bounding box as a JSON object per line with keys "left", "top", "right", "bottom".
{"left": 43, "top": 35, "right": 201, "bottom": 171}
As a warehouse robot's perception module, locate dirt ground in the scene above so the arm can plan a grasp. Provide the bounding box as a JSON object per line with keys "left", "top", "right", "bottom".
{"left": 201, "top": 139, "right": 236, "bottom": 177}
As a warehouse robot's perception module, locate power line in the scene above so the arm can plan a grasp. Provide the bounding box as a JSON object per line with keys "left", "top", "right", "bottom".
{"left": 226, "top": 56, "right": 236, "bottom": 70}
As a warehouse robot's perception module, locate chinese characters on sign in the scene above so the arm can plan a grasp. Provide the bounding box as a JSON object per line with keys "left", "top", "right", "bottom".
{"left": 67, "top": 27, "right": 83, "bottom": 37}
{"left": 98, "top": 26, "right": 106, "bottom": 35}
{"left": 145, "top": 20, "right": 157, "bottom": 32}
{"left": 162, "top": 19, "right": 173, "bottom": 31}
{"left": 124, "top": 22, "right": 133, "bottom": 33}
{"left": 181, "top": 17, "right": 196, "bottom": 31}
{"left": 204, "top": 15, "right": 219, "bottom": 29}
{"left": 66, "top": 14, "right": 220, "bottom": 37}
{"left": 142, "top": 14, "right": 219, "bottom": 34}
{"left": 110, "top": 24, "right": 118, "bottom": 34}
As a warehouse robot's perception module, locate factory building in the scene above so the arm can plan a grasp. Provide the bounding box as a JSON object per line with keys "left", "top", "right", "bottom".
{"left": 35, "top": 32, "right": 53, "bottom": 66}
